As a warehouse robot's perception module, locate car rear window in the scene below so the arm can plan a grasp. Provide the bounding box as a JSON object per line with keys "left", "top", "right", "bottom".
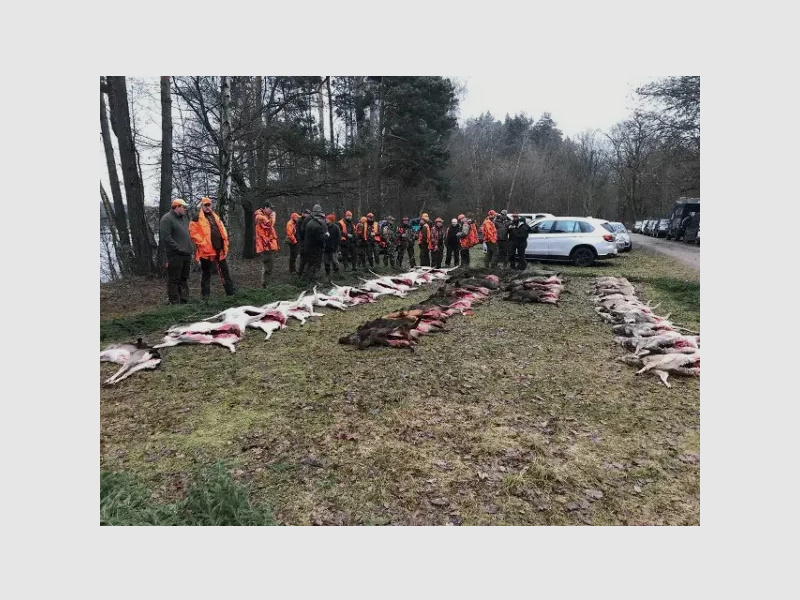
{"left": 611, "top": 224, "right": 626, "bottom": 233}
{"left": 601, "top": 222, "right": 615, "bottom": 233}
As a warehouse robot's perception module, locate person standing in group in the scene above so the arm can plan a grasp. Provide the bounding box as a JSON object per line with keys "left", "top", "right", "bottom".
{"left": 338, "top": 211, "right": 357, "bottom": 272}
{"left": 482, "top": 210, "right": 498, "bottom": 268}
{"left": 303, "top": 204, "right": 328, "bottom": 282}
{"left": 395, "top": 217, "right": 416, "bottom": 268}
{"left": 159, "top": 198, "right": 193, "bottom": 304}
{"left": 512, "top": 214, "right": 532, "bottom": 270}
{"left": 365, "top": 213, "right": 380, "bottom": 266}
{"left": 296, "top": 208, "right": 312, "bottom": 277}
{"left": 417, "top": 213, "right": 432, "bottom": 267}
{"left": 323, "top": 214, "right": 341, "bottom": 280}
{"left": 457, "top": 214, "right": 479, "bottom": 267}
{"left": 254, "top": 201, "right": 279, "bottom": 288}
{"left": 430, "top": 217, "right": 445, "bottom": 268}
{"left": 355, "top": 216, "right": 372, "bottom": 269}
{"left": 191, "top": 197, "right": 236, "bottom": 301}
{"left": 494, "top": 209, "right": 511, "bottom": 268}
{"left": 381, "top": 216, "right": 397, "bottom": 268}
{"left": 285, "top": 212, "right": 300, "bottom": 274}
{"left": 445, "top": 217, "right": 460, "bottom": 267}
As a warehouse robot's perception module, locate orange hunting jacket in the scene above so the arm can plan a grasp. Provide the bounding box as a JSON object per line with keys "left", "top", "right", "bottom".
{"left": 255, "top": 209, "right": 279, "bottom": 253}
{"left": 482, "top": 218, "right": 498, "bottom": 244}
{"left": 189, "top": 210, "right": 230, "bottom": 261}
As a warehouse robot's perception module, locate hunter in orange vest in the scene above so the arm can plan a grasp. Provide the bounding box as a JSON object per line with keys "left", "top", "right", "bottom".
{"left": 482, "top": 210, "right": 498, "bottom": 268}
{"left": 285, "top": 212, "right": 300, "bottom": 274}
{"left": 189, "top": 197, "right": 235, "bottom": 299}
{"left": 457, "top": 214, "right": 479, "bottom": 267}
{"left": 338, "top": 211, "right": 357, "bottom": 272}
{"left": 418, "top": 213, "right": 432, "bottom": 267}
{"left": 254, "top": 201, "right": 279, "bottom": 287}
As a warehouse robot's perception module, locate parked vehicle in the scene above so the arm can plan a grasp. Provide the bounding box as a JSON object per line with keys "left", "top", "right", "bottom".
{"left": 525, "top": 216, "right": 618, "bottom": 267}
{"left": 654, "top": 218, "right": 670, "bottom": 238}
{"left": 665, "top": 197, "right": 700, "bottom": 240}
{"left": 517, "top": 212, "right": 555, "bottom": 224}
{"left": 642, "top": 220, "right": 656, "bottom": 236}
{"left": 608, "top": 222, "right": 632, "bottom": 252}
{"left": 683, "top": 213, "right": 700, "bottom": 244}
{"left": 633, "top": 220, "right": 644, "bottom": 233}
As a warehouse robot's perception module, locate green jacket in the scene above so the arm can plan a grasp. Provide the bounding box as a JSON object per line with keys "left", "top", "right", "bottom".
{"left": 159, "top": 209, "right": 193, "bottom": 257}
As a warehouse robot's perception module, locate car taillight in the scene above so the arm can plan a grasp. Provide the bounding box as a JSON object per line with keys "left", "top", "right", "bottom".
{"left": 603, "top": 234, "right": 614, "bottom": 242}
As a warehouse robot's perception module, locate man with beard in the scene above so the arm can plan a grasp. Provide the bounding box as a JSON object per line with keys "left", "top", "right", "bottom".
{"left": 512, "top": 215, "right": 532, "bottom": 271}
{"left": 302, "top": 205, "right": 328, "bottom": 282}
{"left": 493, "top": 209, "right": 510, "bottom": 268}
{"left": 430, "top": 217, "right": 446, "bottom": 268}
{"left": 445, "top": 217, "right": 460, "bottom": 267}
{"left": 395, "top": 217, "right": 416, "bottom": 268}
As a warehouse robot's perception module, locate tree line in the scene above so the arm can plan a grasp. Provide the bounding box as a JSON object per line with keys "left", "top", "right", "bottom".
{"left": 100, "top": 75, "right": 699, "bottom": 280}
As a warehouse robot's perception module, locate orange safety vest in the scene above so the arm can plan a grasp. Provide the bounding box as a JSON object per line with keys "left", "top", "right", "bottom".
{"left": 360, "top": 221, "right": 378, "bottom": 240}
{"left": 461, "top": 222, "right": 479, "bottom": 249}
{"left": 255, "top": 209, "right": 279, "bottom": 253}
{"left": 418, "top": 222, "right": 431, "bottom": 246}
{"left": 286, "top": 219, "right": 298, "bottom": 245}
{"left": 482, "top": 218, "right": 498, "bottom": 244}
{"left": 189, "top": 210, "right": 230, "bottom": 261}
{"left": 339, "top": 219, "right": 354, "bottom": 242}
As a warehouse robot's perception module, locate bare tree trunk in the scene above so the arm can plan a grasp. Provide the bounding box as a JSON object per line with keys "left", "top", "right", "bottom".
{"left": 507, "top": 136, "right": 526, "bottom": 208}
{"left": 327, "top": 76, "right": 335, "bottom": 149}
{"left": 158, "top": 76, "right": 173, "bottom": 271}
{"left": 100, "top": 80, "right": 132, "bottom": 273}
{"left": 218, "top": 76, "right": 233, "bottom": 222}
{"left": 100, "top": 181, "right": 123, "bottom": 272}
{"left": 106, "top": 75, "right": 155, "bottom": 276}
{"left": 317, "top": 77, "right": 327, "bottom": 143}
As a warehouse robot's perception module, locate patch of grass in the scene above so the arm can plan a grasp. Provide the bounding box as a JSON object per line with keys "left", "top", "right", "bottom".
{"left": 100, "top": 462, "right": 276, "bottom": 526}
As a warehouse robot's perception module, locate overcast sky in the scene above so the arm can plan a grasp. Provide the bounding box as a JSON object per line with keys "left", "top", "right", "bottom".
{"left": 452, "top": 75, "right": 656, "bottom": 137}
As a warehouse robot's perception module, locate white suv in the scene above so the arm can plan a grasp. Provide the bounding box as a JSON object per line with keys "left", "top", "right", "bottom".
{"left": 525, "top": 217, "right": 619, "bottom": 267}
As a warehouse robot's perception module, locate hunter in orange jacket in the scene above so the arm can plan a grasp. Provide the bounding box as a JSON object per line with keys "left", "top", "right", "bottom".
{"left": 255, "top": 202, "right": 279, "bottom": 285}
{"left": 190, "top": 200, "right": 230, "bottom": 261}
{"left": 482, "top": 213, "right": 498, "bottom": 244}
{"left": 189, "top": 197, "right": 235, "bottom": 299}
{"left": 286, "top": 213, "right": 299, "bottom": 245}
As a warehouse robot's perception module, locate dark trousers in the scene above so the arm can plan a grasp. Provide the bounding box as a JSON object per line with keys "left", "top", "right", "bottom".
{"left": 287, "top": 243, "right": 299, "bottom": 273}
{"left": 460, "top": 247, "right": 470, "bottom": 267}
{"left": 514, "top": 242, "right": 527, "bottom": 270}
{"left": 166, "top": 253, "right": 191, "bottom": 304}
{"left": 431, "top": 248, "right": 443, "bottom": 269}
{"left": 445, "top": 244, "right": 460, "bottom": 267}
{"left": 419, "top": 245, "right": 430, "bottom": 267}
{"left": 305, "top": 250, "right": 324, "bottom": 281}
{"left": 340, "top": 244, "right": 357, "bottom": 270}
{"left": 496, "top": 239, "right": 510, "bottom": 267}
{"left": 485, "top": 241, "right": 497, "bottom": 268}
{"left": 298, "top": 248, "right": 308, "bottom": 275}
{"left": 201, "top": 256, "right": 235, "bottom": 298}
{"left": 382, "top": 245, "right": 395, "bottom": 267}
{"left": 396, "top": 244, "right": 415, "bottom": 268}
{"left": 324, "top": 250, "right": 340, "bottom": 274}
{"left": 371, "top": 243, "right": 380, "bottom": 266}
{"left": 357, "top": 244, "right": 373, "bottom": 268}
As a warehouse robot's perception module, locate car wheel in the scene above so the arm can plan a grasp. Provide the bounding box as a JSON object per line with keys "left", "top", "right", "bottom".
{"left": 571, "top": 247, "right": 595, "bottom": 267}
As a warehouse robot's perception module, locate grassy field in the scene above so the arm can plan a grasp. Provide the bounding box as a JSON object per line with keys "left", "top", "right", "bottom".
{"left": 100, "top": 247, "right": 700, "bottom": 525}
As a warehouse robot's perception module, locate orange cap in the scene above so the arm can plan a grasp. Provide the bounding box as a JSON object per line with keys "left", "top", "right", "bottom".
{"left": 326, "top": 214, "right": 336, "bottom": 222}
{"left": 488, "top": 209, "right": 496, "bottom": 216}
{"left": 290, "top": 212, "right": 300, "bottom": 220}
{"left": 457, "top": 214, "right": 465, "bottom": 221}
{"left": 360, "top": 216, "right": 367, "bottom": 223}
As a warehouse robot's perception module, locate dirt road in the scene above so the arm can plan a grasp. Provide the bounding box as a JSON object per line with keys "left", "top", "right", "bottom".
{"left": 631, "top": 234, "right": 699, "bottom": 271}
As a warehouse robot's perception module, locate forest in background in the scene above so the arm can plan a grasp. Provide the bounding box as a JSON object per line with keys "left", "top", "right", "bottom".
{"left": 100, "top": 76, "right": 699, "bottom": 280}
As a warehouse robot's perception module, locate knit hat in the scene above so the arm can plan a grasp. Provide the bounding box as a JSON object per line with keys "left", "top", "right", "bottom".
{"left": 500, "top": 209, "right": 508, "bottom": 216}
{"left": 488, "top": 209, "right": 496, "bottom": 217}
{"left": 312, "top": 204, "right": 322, "bottom": 213}
{"left": 171, "top": 198, "right": 187, "bottom": 208}
{"left": 457, "top": 213, "right": 465, "bottom": 221}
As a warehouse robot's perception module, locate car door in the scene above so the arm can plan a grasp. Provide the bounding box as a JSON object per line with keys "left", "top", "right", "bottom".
{"left": 549, "top": 220, "right": 580, "bottom": 257}
{"left": 527, "top": 219, "right": 554, "bottom": 257}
